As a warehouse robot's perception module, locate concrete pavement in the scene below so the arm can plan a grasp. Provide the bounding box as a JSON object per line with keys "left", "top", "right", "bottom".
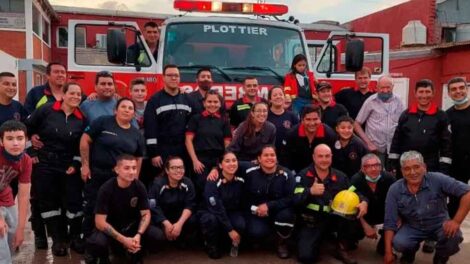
{"left": 12, "top": 215, "right": 470, "bottom": 263}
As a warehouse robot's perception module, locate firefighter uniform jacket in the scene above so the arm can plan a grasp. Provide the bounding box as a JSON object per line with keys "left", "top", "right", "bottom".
{"left": 293, "top": 166, "right": 353, "bottom": 222}
{"left": 243, "top": 165, "right": 295, "bottom": 214}
{"left": 148, "top": 176, "right": 196, "bottom": 225}
{"left": 280, "top": 123, "right": 337, "bottom": 173}
{"left": 24, "top": 83, "right": 57, "bottom": 114}
{"left": 318, "top": 100, "right": 349, "bottom": 129}
{"left": 202, "top": 176, "right": 245, "bottom": 232}
{"left": 389, "top": 104, "right": 452, "bottom": 173}
{"left": 228, "top": 96, "right": 267, "bottom": 128}
{"left": 25, "top": 101, "right": 85, "bottom": 166}
{"left": 24, "top": 83, "right": 86, "bottom": 114}
{"left": 144, "top": 89, "right": 193, "bottom": 159}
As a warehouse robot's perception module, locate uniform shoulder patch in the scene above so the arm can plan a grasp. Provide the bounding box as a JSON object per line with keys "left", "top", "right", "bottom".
{"left": 246, "top": 166, "right": 260, "bottom": 174}
{"left": 234, "top": 177, "right": 245, "bottom": 183}
{"left": 180, "top": 182, "right": 189, "bottom": 191}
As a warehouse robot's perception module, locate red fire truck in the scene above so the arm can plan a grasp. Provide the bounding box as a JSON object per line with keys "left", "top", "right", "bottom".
{"left": 64, "top": 0, "right": 389, "bottom": 102}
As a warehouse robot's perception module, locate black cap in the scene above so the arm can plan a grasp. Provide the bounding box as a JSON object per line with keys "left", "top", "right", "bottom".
{"left": 316, "top": 81, "right": 332, "bottom": 92}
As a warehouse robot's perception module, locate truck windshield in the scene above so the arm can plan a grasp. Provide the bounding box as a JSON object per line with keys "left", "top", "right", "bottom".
{"left": 163, "top": 22, "right": 306, "bottom": 84}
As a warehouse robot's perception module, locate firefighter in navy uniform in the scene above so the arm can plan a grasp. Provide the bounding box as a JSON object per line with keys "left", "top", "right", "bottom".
{"left": 315, "top": 81, "right": 349, "bottom": 129}
{"left": 332, "top": 116, "right": 368, "bottom": 178}
{"left": 25, "top": 83, "right": 86, "bottom": 256}
{"left": 144, "top": 65, "right": 193, "bottom": 170}
{"left": 229, "top": 76, "right": 267, "bottom": 128}
{"left": 244, "top": 145, "right": 296, "bottom": 259}
{"left": 294, "top": 144, "right": 367, "bottom": 264}
{"left": 198, "top": 151, "right": 245, "bottom": 259}
{"left": 280, "top": 105, "right": 336, "bottom": 173}
{"left": 25, "top": 62, "right": 67, "bottom": 249}
{"left": 187, "top": 67, "right": 227, "bottom": 115}
{"left": 185, "top": 90, "right": 231, "bottom": 199}
{"left": 80, "top": 98, "right": 145, "bottom": 239}
{"left": 148, "top": 157, "right": 198, "bottom": 245}
{"left": 389, "top": 79, "right": 452, "bottom": 178}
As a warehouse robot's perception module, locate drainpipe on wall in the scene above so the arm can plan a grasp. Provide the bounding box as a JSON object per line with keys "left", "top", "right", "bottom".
{"left": 25, "top": 0, "right": 34, "bottom": 92}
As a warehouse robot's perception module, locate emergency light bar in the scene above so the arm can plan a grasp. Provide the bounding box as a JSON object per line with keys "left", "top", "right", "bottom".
{"left": 174, "top": 0, "right": 288, "bottom": 16}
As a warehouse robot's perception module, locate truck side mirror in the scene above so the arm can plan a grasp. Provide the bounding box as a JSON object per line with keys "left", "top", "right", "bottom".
{"left": 345, "top": 39, "right": 364, "bottom": 72}
{"left": 107, "top": 29, "right": 127, "bottom": 64}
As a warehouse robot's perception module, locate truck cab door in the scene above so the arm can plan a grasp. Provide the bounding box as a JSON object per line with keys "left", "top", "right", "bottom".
{"left": 67, "top": 20, "right": 160, "bottom": 96}
{"left": 313, "top": 32, "right": 389, "bottom": 93}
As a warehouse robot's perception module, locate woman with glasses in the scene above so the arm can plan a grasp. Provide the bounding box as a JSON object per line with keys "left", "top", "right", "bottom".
{"left": 80, "top": 98, "right": 145, "bottom": 239}
{"left": 227, "top": 102, "right": 276, "bottom": 162}
{"left": 185, "top": 90, "right": 231, "bottom": 196}
{"left": 148, "top": 156, "right": 197, "bottom": 245}
{"left": 350, "top": 153, "right": 396, "bottom": 255}
{"left": 25, "top": 82, "right": 86, "bottom": 256}
{"left": 198, "top": 151, "right": 245, "bottom": 259}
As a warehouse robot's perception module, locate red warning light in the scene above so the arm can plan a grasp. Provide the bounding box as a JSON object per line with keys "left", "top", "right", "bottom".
{"left": 174, "top": 1, "right": 288, "bottom": 16}
{"left": 252, "top": 3, "right": 288, "bottom": 15}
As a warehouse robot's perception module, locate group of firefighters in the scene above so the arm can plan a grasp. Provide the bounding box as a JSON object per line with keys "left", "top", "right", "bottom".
{"left": 1, "top": 44, "right": 470, "bottom": 264}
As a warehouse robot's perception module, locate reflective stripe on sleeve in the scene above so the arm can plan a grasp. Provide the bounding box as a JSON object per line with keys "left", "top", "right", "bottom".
{"left": 439, "top": 157, "right": 452, "bottom": 164}
{"left": 41, "top": 209, "right": 61, "bottom": 219}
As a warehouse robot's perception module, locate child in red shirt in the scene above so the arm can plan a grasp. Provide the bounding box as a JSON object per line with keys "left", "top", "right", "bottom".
{"left": 0, "top": 120, "right": 31, "bottom": 263}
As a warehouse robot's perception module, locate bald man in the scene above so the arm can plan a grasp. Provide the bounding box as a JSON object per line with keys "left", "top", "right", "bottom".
{"left": 354, "top": 76, "right": 404, "bottom": 170}
{"left": 293, "top": 144, "right": 367, "bottom": 264}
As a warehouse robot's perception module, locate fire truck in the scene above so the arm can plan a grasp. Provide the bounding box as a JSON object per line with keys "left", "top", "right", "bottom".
{"left": 64, "top": 0, "right": 389, "bottom": 103}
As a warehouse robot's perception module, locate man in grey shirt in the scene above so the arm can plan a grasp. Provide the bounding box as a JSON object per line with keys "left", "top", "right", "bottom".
{"left": 80, "top": 71, "right": 117, "bottom": 124}
{"left": 353, "top": 76, "right": 404, "bottom": 169}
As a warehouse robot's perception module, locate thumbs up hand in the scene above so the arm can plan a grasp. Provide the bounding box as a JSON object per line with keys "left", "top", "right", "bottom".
{"left": 310, "top": 178, "right": 325, "bottom": 196}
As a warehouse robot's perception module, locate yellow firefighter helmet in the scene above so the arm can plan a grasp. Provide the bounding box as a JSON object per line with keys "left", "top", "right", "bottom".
{"left": 331, "top": 186, "right": 360, "bottom": 219}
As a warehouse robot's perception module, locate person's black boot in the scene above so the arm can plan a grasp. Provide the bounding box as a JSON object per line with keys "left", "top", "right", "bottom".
{"left": 422, "top": 240, "right": 436, "bottom": 253}
{"left": 84, "top": 250, "right": 111, "bottom": 264}
{"left": 433, "top": 254, "right": 449, "bottom": 264}
{"left": 83, "top": 250, "right": 97, "bottom": 264}
{"left": 276, "top": 237, "right": 290, "bottom": 259}
{"left": 203, "top": 238, "right": 222, "bottom": 259}
{"left": 400, "top": 251, "right": 416, "bottom": 264}
{"left": 31, "top": 198, "right": 48, "bottom": 249}
{"left": 335, "top": 242, "right": 357, "bottom": 264}
{"left": 130, "top": 252, "right": 144, "bottom": 264}
{"left": 70, "top": 237, "right": 86, "bottom": 254}
{"left": 31, "top": 215, "right": 48, "bottom": 249}
{"left": 376, "top": 235, "right": 385, "bottom": 256}
{"left": 52, "top": 241, "right": 68, "bottom": 256}
{"left": 46, "top": 216, "right": 68, "bottom": 256}
{"left": 34, "top": 234, "right": 48, "bottom": 250}
{"left": 69, "top": 217, "right": 85, "bottom": 254}
{"left": 207, "top": 245, "right": 222, "bottom": 259}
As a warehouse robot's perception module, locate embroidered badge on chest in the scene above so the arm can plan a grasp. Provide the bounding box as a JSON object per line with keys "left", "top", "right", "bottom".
{"left": 130, "top": 197, "right": 138, "bottom": 208}
{"left": 349, "top": 152, "right": 358, "bottom": 160}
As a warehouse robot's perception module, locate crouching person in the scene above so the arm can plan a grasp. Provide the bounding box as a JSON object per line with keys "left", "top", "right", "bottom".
{"left": 199, "top": 151, "right": 245, "bottom": 259}
{"left": 84, "top": 155, "right": 159, "bottom": 264}
{"left": 148, "top": 156, "right": 198, "bottom": 247}
{"left": 350, "top": 153, "right": 396, "bottom": 255}
{"left": 0, "top": 121, "right": 31, "bottom": 263}
{"left": 244, "top": 145, "right": 296, "bottom": 259}
{"left": 294, "top": 144, "right": 367, "bottom": 264}
{"left": 384, "top": 151, "right": 470, "bottom": 264}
